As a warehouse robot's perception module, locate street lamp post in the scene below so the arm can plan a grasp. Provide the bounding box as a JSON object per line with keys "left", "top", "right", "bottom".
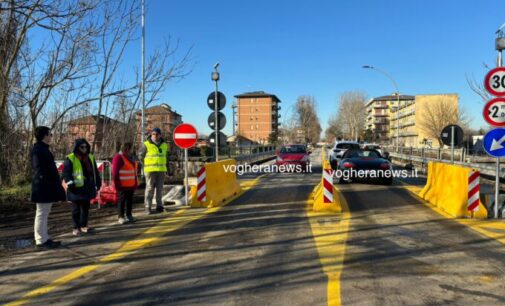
{"left": 211, "top": 63, "right": 220, "bottom": 161}
{"left": 362, "top": 65, "right": 400, "bottom": 152}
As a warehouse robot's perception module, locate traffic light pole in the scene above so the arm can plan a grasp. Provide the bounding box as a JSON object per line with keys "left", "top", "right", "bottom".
{"left": 214, "top": 78, "right": 219, "bottom": 162}
{"left": 212, "top": 64, "right": 220, "bottom": 162}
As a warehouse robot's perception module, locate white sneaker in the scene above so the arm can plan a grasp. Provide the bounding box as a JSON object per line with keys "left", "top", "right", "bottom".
{"left": 118, "top": 217, "right": 127, "bottom": 225}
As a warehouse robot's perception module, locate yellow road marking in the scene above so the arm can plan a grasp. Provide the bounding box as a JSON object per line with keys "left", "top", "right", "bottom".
{"left": 306, "top": 185, "right": 351, "bottom": 306}
{"left": 6, "top": 175, "right": 264, "bottom": 306}
{"left": 398, "top": 180, "right": 505, "bottom": 246}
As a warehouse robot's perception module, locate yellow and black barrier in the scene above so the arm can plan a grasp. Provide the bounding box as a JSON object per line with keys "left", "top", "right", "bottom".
{"left": 191, "top": 159, "right": 242, "bottom": 208}
{"left": 419, "top": 161, "right": 487, "bottom": 218}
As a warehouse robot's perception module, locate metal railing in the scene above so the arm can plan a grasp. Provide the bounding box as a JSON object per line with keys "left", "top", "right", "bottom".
{"left": 383, "top": 145, "right": 505, "bottom": 177}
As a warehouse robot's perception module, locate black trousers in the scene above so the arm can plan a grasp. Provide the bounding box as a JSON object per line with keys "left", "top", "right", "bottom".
{"left": 72, "top": 200, "right": 90, "bottom": 229}
{"left": 118, "top": 189, "right": 134, "bottom": 218}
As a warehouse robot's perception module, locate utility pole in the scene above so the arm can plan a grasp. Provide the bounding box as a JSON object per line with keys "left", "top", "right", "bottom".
{"left": 141, "top": 0, "right": 146, "bottom": 144}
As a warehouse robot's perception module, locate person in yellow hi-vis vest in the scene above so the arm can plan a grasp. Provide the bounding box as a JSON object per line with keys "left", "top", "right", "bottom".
{"left": 139, "top": 127, "right": 169, "bottom": 214}
{"left": 62, "top": 138, "right": 101, "bottom": 236}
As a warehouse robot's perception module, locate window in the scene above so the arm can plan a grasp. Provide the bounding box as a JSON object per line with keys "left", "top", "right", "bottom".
{"left": 251, "top": 125, "right": 254, "bottom": 130}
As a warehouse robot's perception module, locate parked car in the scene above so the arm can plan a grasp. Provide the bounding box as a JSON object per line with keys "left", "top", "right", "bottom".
{"left": 275, "top": 144, "right": 311, "bottom": 171}
{"left": 329, "top": 141, "right": 360, "bottom": 169}
{"left": 335, "top": 148, "right": 393, "bottom": 185}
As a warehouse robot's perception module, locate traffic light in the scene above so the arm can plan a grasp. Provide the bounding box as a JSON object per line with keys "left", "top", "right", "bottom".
{"left": 207, "top": 91, "right": 227, "bottom": 147}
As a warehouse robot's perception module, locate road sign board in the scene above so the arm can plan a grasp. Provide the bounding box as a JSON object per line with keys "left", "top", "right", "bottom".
{"left": 173, "top": 123, "right": 198, "bottom": 149}
{"left": 484, "top": 67, "right": 505, "bottom": 96}
{"left": 209, "top": 131, "right": 227, "bottom": 147}
{"left": 440, "top": 124, "right": 464, "bottom": 147}
{"left": 207, "top": 91, "right": 226, "bottom": 111}
{"left": 483, "top": 98, "right": 505, "bottom": 126}
{"left": 208, "top": 112, "right": 226, "bottom": 130}
{"left": 483, "top": 128, "right": 505, "bottom": 157}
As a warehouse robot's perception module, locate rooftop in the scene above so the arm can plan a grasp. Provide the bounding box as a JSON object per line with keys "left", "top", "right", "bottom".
{"left": 136, "top": 103, "right": 181, "bottom": 116}
{"left": 234, "top": 91, "right": 281, "bottom": 102}
{"left": 68, "top": 115, "right": 124, "bottom": 126}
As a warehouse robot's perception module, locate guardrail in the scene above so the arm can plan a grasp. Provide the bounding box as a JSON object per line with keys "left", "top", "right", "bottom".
{"left": 388, "top": 151, "right": 505, "bottom": 178}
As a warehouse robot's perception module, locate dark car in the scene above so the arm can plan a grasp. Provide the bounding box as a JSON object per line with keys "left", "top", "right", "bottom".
{"left": 275, "top": 144, "right": 310, "bottom": 172}
{"left": 335, "top": 148, "right": 393, "bottom": 185}
{"left": 329, "top": 141, "right": 360, "bottom": 170}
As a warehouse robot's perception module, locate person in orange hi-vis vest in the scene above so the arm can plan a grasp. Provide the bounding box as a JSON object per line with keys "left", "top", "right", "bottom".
{"left": 112, "top": 142, "right": 138, "bottom": 224}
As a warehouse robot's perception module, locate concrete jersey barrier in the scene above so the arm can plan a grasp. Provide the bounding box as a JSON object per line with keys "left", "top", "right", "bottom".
{"left": 192, "top": 159, "right": 242, "bottom": 208}
{"left": 419, "top": 161, "right": 487, "bottom": 218}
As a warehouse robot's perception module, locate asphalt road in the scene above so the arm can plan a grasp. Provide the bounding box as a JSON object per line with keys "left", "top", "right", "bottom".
{"left": 338, "top": 180, "right": 505, "bottom": 306}
{"left": 1, "top": 155, "right": 328, "bottom": 306}
{"left": 3, "top": 149, "right": 505, "bottom": 305}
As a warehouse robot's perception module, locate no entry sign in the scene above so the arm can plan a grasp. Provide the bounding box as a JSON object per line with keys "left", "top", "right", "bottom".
{"left": 173, "top": 123, "right": 198, "bottom": 149}
{"left": 483, "top": 98, "right": 505, "bottom": 126}
{"left": 484, "top": 67, "right": 505, "bottom": 96}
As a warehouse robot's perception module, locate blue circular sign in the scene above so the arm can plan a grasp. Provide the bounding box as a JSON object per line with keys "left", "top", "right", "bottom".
{"left": 483, "top": 128, "right": 505, "bottom": 157}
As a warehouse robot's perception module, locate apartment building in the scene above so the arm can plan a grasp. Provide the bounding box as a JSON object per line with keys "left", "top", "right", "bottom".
{"left": 235, "top": 91, "right": 281, "bottom": 144}
{"left": 67, "top": 115, "right": 126, "bottom": 153}
{"left": 365, "top": 95, "right": 415, "bottom": 143}
{"left": 136, "top": 103, "right": 183, "bottom": 148}
{"left": 389, "top": 94, "right": 458, "bottom": 148}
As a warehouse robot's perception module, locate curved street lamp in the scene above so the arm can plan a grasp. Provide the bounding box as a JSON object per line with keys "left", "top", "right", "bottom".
{"left": 362, "top": 65, "right": 401, "bottom": 152}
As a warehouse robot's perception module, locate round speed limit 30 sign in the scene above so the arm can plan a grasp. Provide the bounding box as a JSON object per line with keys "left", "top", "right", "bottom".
{"left": 483, "top": 98, "right": 505, "bottom": 126}
{"left": 485, "top": 67, "right": 505, "bottom": 96}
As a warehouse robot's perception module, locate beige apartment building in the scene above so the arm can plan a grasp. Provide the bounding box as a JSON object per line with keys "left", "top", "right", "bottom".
{"left": 389, "top": 94, "right": 458, "bottom": 148}
{"left": 365, "top": 95, "right": 415, "bottom": 143}
{"left": 235, "top": 91, "right": 281, "bottom": 144}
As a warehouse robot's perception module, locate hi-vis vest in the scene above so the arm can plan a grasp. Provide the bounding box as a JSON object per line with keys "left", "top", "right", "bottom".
{"left": 67, "top": 153, "right": 96, "bottom": 188}
{"left": 118, "top": 154, "right": 137, "bottom": 188}
{"left": 143, "top": 141, "right": 168, "bottom": 173}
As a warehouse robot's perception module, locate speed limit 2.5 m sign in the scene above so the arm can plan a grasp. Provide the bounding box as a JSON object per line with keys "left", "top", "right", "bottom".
{"left": 485, "top": 67, "right": 505, "bottom": 96}
{"left": 483, "top": 98, "right": 505, "bottom": 126}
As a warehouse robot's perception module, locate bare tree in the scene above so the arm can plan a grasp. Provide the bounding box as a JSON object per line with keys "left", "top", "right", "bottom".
{"left": 0, "top": 0, "right": 193, "bottom": 184}
{"left": 293, "top": 95, "right": 321, "bottom": 144}
{"left": 325, "top": 113, "right": 344, "bottom": 142}
{"left": 0, "top": 0, "right": 98, "bottom": 184}
{"left": 417, "top": 96, "right": 471, "bottom": 147}
{"left": 466, "top": 61, "right": 493, "bottom": 103}
{"left": 330, "top": 91, "right": 367, "bottom": 141}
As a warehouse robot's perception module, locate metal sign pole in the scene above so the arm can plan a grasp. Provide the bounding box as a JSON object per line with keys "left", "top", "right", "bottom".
{"left": 184, "top": 148, "right": 188, "bottom": 206}
{"left": 451, "top": 125, "right": 455, "bottom": 163}
{"left": 214, "top": 81, "right": 219, "bottom": 162}
{"left": 495, "top": 48, "right": 503, "bottom": 218}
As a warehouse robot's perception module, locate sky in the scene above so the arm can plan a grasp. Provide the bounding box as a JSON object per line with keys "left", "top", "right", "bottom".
{"left": 122, "top": 0, "right": 505, "bottom": 137}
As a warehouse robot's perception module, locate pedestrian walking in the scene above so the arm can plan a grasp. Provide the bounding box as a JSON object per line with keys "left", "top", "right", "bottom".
{"left": 139, "top": 127, "right": 169, "bottom": 214}
{"left": 62, "top": 138, "right": 101, "bottom": 236}
{"left": 112, "top": 142, "right": 138, "bottom": 224}
{"left": 31, "top": 126, "right": 66, "bottom": 249}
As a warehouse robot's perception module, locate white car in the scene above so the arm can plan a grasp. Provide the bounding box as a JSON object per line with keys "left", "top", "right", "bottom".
{"left": 329, "top": 141, "right": 360, "bottom": 169}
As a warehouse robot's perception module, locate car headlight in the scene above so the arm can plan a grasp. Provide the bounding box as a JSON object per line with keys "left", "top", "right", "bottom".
{"left": 276, "top": 156, "right": 283, "bottom": 162}
{"left": 301, "top": 155, "right": 309, "bottom": 162}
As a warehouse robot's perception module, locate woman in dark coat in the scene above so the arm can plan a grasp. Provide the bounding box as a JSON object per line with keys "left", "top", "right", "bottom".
{"left": 31, "top": 126, "right": 66, "bottom": 249}
{"left": 62, "top": 138, "right": 101, "bottom": 236}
